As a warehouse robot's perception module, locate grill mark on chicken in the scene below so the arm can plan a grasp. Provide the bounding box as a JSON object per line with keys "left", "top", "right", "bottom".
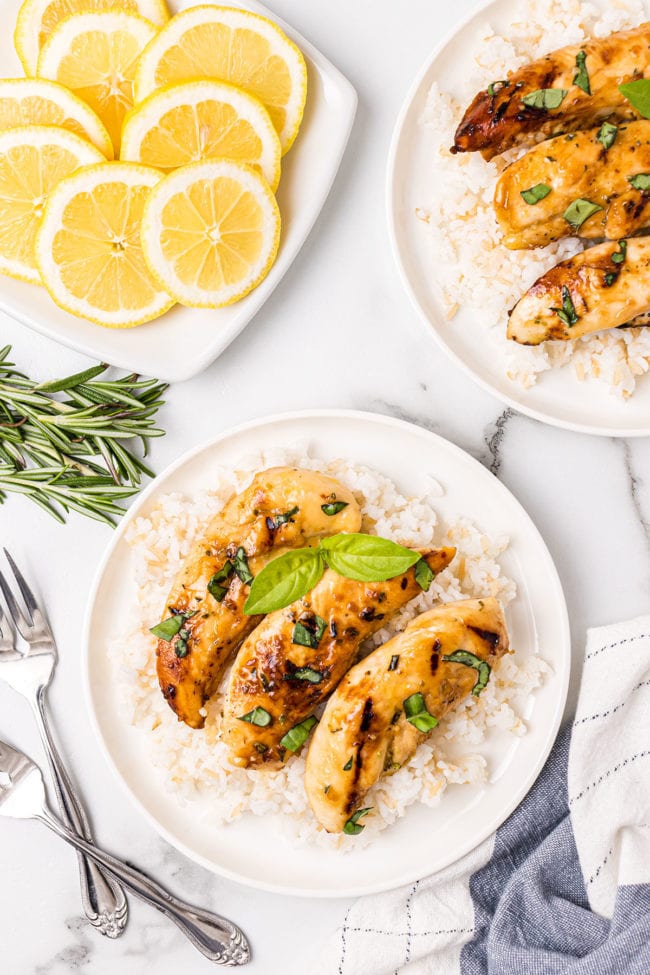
{"left": 467, "top": 625, "right": 501, "bottom": 649}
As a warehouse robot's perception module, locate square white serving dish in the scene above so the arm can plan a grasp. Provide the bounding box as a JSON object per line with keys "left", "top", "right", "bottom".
{"left": 0, "top": 0, "right": 357, "bottom": 381}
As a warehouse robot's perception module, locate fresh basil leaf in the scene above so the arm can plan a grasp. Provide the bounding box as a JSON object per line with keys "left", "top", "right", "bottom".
{"left": 388, "top": 654, "right": 400, "bottom": 672}
{"left": 207, "top": 561, "right": 233, "bottom": 602}
{"left": 520, "top": 183, "right": 551, "bottom": 205}
{"left": 279, "top": 715, "right": 317, "bottom": 752}
{"left": 244, "top": 547, "right": 325, "bottom": 614}
{"left": 612, "top": 240, "right": 627, "bottom": 264}
{"left": 150, "top": 615, "right": 183, "bottom": 640}
{"left": 573, "top": 50, "right": 590, "bottom": 94}
{"left": 237, "top": 706, "right": 272, "bottom": 727}
{"left": 550, "top": 285, "right": 579, "bottom": 327}
{"left": 597, "top": 121, "right": 618, "bottom": 150}
{"left": 522, "top": 88, "right": 567, "bottom": 110}
{"left": 267, "top": 506, "right": 299, "bottom": 530}
{"left": 415, "top": 559, "right": 434, "bottom": 592}
{"left": 562, "top": 197, "right": 603, "bottom": 230}
{"left": 619, "top": 79, "right": 650, "bottom": 119}
{"left": 285, "top": 666, "right": 324, "bottom": 684}
{"left": 343, "top": 756, "right": 353, "bottom": 771}
{"left": 292, "top": 614, "right": 327, "bottom": 649}
{"left": 343, "top": 807, "right": 372, "bottom": 835}
{"left": 403, "top": 692, "right": 438, "bottom": 733}
{"left": 320, "top": 533, "right": 420, "bottom": 582}
{"left": 233, "top": 547, "right": 253, "bottom": 585}
{"left": 321, "top": 500, "right": 349, "bottom": 516}
{"left": 487, "top": 79, "right": 509, "bottom": 97}
{"left": 628, "top": 173, "right": 650, "bottom": 191}
{"left": 442, "top": 649, "right": 492, "bottom": 696}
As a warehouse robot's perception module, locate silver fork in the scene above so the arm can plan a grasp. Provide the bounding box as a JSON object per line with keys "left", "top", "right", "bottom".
{"left": 0, "top": 737, "right": 250, "bottom": 965}
{"left": 0, "top": 550, "right": 127, "bottom": 936}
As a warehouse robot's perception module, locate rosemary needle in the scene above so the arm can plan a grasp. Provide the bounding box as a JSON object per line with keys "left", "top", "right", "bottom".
{"left": 0, "top": 345, "right": 167, "bottom": 526}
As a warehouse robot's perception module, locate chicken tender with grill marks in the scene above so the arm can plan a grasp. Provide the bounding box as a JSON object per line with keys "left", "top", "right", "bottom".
{"left": 155, "top": 468, "right": 361, "bottom": 729}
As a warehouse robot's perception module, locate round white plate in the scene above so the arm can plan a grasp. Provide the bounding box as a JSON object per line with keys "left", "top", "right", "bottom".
{"left": 83, "top": 410, "right": 570, "bottom": 897}
{"left": 387, "top": 0, "right": 650, "bottom": 437}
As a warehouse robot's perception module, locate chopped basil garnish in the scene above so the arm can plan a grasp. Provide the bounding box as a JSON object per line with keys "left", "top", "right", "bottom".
{"left": 522, "top": 88, "right": 567, "bottom": 110}
{"left": 320, "top": 533, "right": 420, "bottom": 582}
{"left": 150, "top": 610, "right": 195, "bottom": 641}
{"left": 573, "top": 50, "right": 590, "bottom": 94}
{"left": 612, "top": 240, "right": 627, "bottom": 265}
{"left": 267, "top": 506, "right": 299, "bottom": 530}
{"left": 403, "top": 692, "right": 438, "bottom": 733}
{"left": 279, "top": 715, "right": 317, "bottom": 752}
{"left": 442, "top": 649, "right": 492, "bottom": 696}
{"left": 563, "top": 197, "right": 603, "bottom": 229}
{"left": 388, "top": 654, "right": 400, "bottom": 672}
{"left": 343, "top": 756, "right": 353, "bottom": 771}
{"left": 604, "top": 271, "right": 618, "bottom": 287}
{"left": 628, "top": 173, "right": 650, "bottom": 191}
{"left": 520, "top": 183, "right": 551, "bottom": 206}
{"left": 343, "top": 807, "right": 372, "bottom": 835}
{"left": 597, "top": 121, "right": 617, "bottom": 150}
{"left": 254, "top": 742, "right": 268, "bottom": 754}
{"left": 175, "top": 628, "right": 190, "bottom": 658}
{"left": 415, "top": 558, "right": 434, "bottom": 591}
{"left": 550, "top": 286, "right": 579, "bottom": 327}
{"left": 321, "top": 500, "right": 349, "bottom": 516}
{"left": 487, "top": 79, "right": 509, "bottom": 96}
{"left": 619, "top": 79, "right": 650, "bottom": 119}
{"left": 207, "top": 562, "right": 234, "bottom": 602}
{"left": 233, "top": 547, "right": 253, "bottom": 584}
{"left": 285, "top": 666, "right": 324, "bottom": 684}
{"left": 238, "top": 706, "right": 272, "bottom": 727}
{"left": 292, "top": 614, "right": 327, "bottom": 649}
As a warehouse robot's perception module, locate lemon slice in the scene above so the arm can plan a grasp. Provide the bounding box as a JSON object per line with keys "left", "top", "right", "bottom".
{"left": 37, "top": 11, "right": 158, "bottom": 154}
{"left": 36, "top": 161, "right": 174, "bottom": 327}
{"left": 14, "top": 0, "right": 169, "bottom": 76}
{"left": 0, "top": 125, "right": 104, "bottom": 284}
{"left": 140, "top": 159, "right": 280, "bottom": 308}
{"left": 0, "top": 78, "right": 113, "bottom": 158}
{"left": 134, "top": 5, "right": 307, "bottom": 154}
{"left": 121, "top": 79, "right": 281, "bottom": 190}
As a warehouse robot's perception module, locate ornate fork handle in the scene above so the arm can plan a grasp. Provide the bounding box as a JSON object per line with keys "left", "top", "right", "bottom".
{"left": 32, "top": 687, "right": 128, "bottom": 937}
{"left": 38, "top": 807, "right": 250, "bottom": 966}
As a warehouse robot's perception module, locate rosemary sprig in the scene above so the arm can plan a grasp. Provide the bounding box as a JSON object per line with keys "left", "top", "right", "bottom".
{"left": 0, "top": 345, "right": 167, "bottom": 526}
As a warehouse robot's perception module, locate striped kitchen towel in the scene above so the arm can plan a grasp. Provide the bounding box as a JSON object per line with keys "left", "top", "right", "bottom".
{"left": 317, "top": 615, "right": 650, "bottom": 974}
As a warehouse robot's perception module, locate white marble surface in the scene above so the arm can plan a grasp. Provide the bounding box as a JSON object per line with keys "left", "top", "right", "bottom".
{"left": 0, "top": 0, "right": 649, "bottom": 971}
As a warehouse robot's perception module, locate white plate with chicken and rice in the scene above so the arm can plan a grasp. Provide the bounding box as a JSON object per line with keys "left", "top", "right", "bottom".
{"left": 83, "top": 410, "right": 569, "bottom": 897}
{"left": 388, "top": 0, "right": 650, "bottom": 436}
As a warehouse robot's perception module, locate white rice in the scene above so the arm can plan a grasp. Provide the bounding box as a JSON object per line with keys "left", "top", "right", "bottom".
{"left": 418, "top": 0, "right": 650, "bottom": 398}
{"left": 112, "top": 446, "right": 548, "bottom": 849}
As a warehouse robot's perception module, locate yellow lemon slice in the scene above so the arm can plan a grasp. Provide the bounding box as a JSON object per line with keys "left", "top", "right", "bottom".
{"left": 37, "top": 11, "right": 158, "bottom": 154}
{"left": 0, "top": 78, "right": 113, "bottom": 158}
{"left": 14, "top": 0, "right": 169, "bottom": 76}
{"left": 121, "top": 79, "right": 281, "bottom": 190}
{"left": 140, "top": 159, "right": 280, "bottom": 308}
{"left": 0, "top": 125, "right": 103, "bottom": 283}
{"left": 134, "top": 5, "right": 307, "bottom": 154}
{"left": 36, "top": 161, "right": 174, "bottom": 327}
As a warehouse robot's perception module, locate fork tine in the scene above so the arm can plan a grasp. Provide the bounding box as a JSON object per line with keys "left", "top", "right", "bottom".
{"left": 0, "top": 569, "right": 31, "bottom": 640}
{"left": 1, "top": 550, "right": 52, "bottom": 639}
{"left": 0, "top": 599, "right": 15, "bottom": 644}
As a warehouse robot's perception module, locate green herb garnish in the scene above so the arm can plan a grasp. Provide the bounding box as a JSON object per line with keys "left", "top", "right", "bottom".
{"left": 522, "top": 88, "right": 567, "bottom": 110}
{"left": 292, "top": 615, "right": 327, "bottom": 649}
{"left": 343, "top": 807, "right": 372, "bottom": 835}
{"left": 175, "top": 628, "right": 190, "bottom": 658}
{"left": 321, "top": 500, "right": 349, "bottom": 516}
{"left": 604, "top": 271, "right": 618, "bottom": 287}
{"left": 320, "top": 533, "right": 420, "bottom": 582}
{"left": 628, "top": 173, "right": 650, "bottom": 191}
{"left": 619, "top": 79, "right": 650, "bottom": 119}
{"left": 268, "top": 506, "right": 299, "bottom": 530}
{"left": 520, "top": 183, "right": 551, "bottom": 205}
{"left": 285, "top": 666, "right": 324, "bottom": 684}
{"left": 415, "top": 559, "right": 434, "bottom": 591}
{"left": 487, "top": 79, "right": 509, "bottom": 96}
{"left": 279, "top": 715, "right": 317, "bottom": 752}
{"left": 150, "top": 611, "right": 195, "bottom": 642}
{"left": 244, "top": 547, "right": 325, "bottom": 615}
{"left": 388, "top": 654, "right": 400, "bottom": 672}
{"left": 343, "top": 756, "right": 353, "bottom": 771}
{"left": 573, "top": 50, "right": 590, "bottom": 94}
{"left": 233, "top": 547, "right": 253, "bottom": 584}
{"left": 597, "top": 121, "right": 618, "bottom": 150}
{"left": 207, "top": 562, "right": 234, "bottom": 602}
{"left": 442, "top": 649, "right": 492, "bottom": 696}
{"left": 550, "top": 286, "right": 579, "bottom": 327}
{"left": 403, "top": 693, "right": 438, "bottom": 733}
{"left": 562, "top": 198, "right": 603, "bottom": 229}
{"left": 237, "top": 706, "right": 272, "bottom": 727}
{"left": 612, "top": 240, "right": 627, "bottom": 264}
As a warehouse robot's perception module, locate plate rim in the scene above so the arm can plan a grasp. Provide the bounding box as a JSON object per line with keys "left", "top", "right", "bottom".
{"left": 82, "top": 408, "right": 571, "bottom": 897}
{"left": 0, "top": 0, "right": 358, "bottom": 383}
{"left": 385, "top": 0, "right": 650, "bottom": 439}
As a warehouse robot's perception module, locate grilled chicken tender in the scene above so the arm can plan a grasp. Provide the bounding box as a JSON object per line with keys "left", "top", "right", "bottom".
{"left": 305, "top": 598, "right": 508, "bottom": 833}
{"left": 495, "top": 121, "right": 650, "bottom": 249}
{"left": 453, "top": 23, "right": 650, "bottom": 159}
{"left": 508, "top": 237, "right": 650, "bottom": 344}
{"left": 222, "top": 547, "right": 456, "bottom": 767}
{"left": 156, "top": 468, "right": 361, "bottom": 729}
